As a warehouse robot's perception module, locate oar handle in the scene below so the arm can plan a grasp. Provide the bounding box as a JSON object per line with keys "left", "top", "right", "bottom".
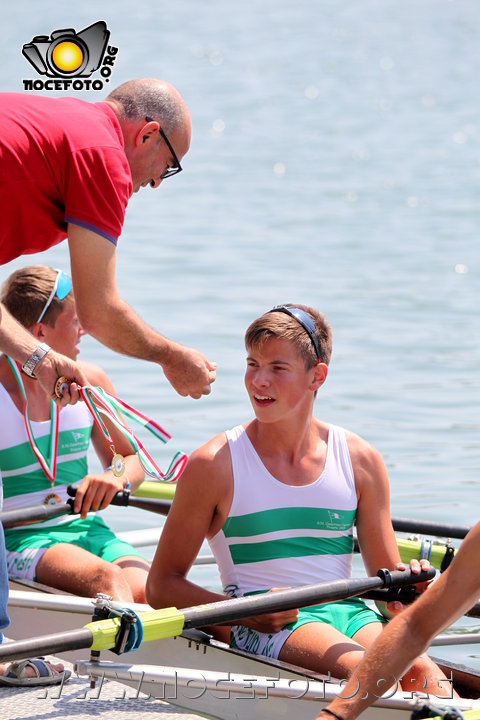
{"left": 103, "top": 488, "right": 172, "bottom": 515}
{"left": 362, "top": 585, "right": 419, "bottom": 604}
{"left": 67, "top": 484, "right": 172, "bottom": 516}
{"left": 182, "top": 567, "right": 435, "bottom": 629}
{"left": 0, "top": 488, "right": 170, "bottom": 531}
{"left": 0, "top": 500, "right": 74, "bottom": 529}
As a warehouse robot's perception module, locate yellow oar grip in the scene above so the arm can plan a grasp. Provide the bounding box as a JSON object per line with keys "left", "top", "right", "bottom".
{"left": 396, "top": 538, "right": 457, "bottom": 569}
{"left": 85, "top": 607, "right": 185, "bottom": 651}
{"left": 134, "top": 481, "right": 176, "bottom": 500}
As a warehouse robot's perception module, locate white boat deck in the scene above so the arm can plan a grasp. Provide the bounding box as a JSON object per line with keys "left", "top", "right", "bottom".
{"left": 0, "top": 656, "right": 205, "bottom": 720}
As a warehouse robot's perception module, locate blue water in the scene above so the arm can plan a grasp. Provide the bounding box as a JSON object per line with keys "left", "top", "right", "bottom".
{"left": 1, "top": 0, "right": 480, "bottom": 668}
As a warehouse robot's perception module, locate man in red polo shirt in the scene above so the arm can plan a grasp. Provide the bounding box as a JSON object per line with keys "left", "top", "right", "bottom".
{"left": 0, "top": 78, "right": 216, "bottom": 400}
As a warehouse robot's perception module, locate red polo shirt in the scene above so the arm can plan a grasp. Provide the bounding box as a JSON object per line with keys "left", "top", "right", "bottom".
{"left": 0, "top": 93, "right": 132, "bottom": 264}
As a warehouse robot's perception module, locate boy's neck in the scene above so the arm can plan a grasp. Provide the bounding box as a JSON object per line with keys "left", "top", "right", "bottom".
{"left": 246, "top": 416, "right": 329, "bottom": 486}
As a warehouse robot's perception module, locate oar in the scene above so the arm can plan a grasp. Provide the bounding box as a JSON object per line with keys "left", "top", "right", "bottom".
{"left": 0, "top": 501, "right": 75, "bottom": 529}
{"left": 0, "top": 567, "right": 433, "bottom": 663}
{"left": 391, "top": 517, "right": 470, "bottom": 540}
{"left": 0, "top": 493, "right": 172, "bottom": 529}
{"left": 111, "top": 494, "right": 171, "bottom": 515}
{"left": 66, "top": 485, "right": 172, "bottom": 516}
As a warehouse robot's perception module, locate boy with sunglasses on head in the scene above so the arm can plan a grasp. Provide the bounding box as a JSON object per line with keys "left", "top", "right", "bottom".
{"left": 0, "top": 265, "right": 150, "bottom": 605}
{"left": 146, "top": 304, "right": 452, "bottom": 693}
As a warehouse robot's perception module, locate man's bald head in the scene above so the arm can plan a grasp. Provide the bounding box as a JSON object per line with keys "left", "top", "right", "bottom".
{"left": 106, "top": 79, "right": 191, "bottom": 192}
{"left": 106, "top": 78, "right": 190, "bottom": 136}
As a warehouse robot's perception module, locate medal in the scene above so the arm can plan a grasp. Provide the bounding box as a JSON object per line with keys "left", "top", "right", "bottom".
{"left": 54, "top": 376, "right": 70, "bottom": 399}
{"left": 111, "top": 452, "right": 126, "bottom": 478}
{"left": 43, "top": 493, "right": 62, "bottom": 506}
{"left": 79, "top": 384, "right": 188, "bottom": 482}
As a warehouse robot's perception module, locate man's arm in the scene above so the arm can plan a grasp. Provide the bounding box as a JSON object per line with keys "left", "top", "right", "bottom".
{"left": 318, "top": 521, "right": 480, "bottom": 720}
{"left": 68, "top": 224, "right": 216, "bottom": 399}
{"left": 0, "top": 302, "right": 87, "bottom": 405}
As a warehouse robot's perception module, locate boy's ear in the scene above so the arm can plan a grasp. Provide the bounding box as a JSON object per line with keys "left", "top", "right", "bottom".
{"left": 312, "top": 361, "right": 328, "bottom": 390}
{"left": 30, "top": 322, "right": 45, "bottom": 340}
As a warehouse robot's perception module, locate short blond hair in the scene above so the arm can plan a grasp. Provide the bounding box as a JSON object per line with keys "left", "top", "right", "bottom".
{"left": 245, "top": 304, "right": 332, "bottom": 369}
{"left": 1, "top": 265, "right": 71, "bottom": 329}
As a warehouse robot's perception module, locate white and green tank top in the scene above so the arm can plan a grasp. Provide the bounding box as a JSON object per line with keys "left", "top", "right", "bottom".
{"left": 0, "top": 384, "right": 93, "bottom": 527}
{"left": 208, "top": 424, "right": 357, "bottom": 597}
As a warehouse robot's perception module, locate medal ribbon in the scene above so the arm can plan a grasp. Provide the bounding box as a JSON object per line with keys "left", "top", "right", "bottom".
{"left": 7, "top": 358, "right": 59, "bottom": 486}
{"left": 79, "top": 385, "right": 187, "bottom": 482}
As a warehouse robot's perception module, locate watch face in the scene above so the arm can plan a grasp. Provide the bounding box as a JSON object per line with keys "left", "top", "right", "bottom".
{"left": 22, "top": 344, "right": 50, "bottom": 377}
{"left": 22, "top": 356, "right": 38, "bottom": 376}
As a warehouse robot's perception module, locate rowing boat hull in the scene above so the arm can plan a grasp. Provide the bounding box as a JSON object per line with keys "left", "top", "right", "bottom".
{"left": 75, "top": 658, "right": 456, "bottom": 720}
{"left": 7, "top": 581, "right": 480, "bottom": 720}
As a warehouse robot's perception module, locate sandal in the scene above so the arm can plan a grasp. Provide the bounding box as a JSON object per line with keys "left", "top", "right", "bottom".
{"left": 0, "top": 657, "right": 71, "bottom": 686}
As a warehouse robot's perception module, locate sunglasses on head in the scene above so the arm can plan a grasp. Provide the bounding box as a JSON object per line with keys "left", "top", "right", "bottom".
{"left": 37, "top": 270, "right": 73, "bottom": 324}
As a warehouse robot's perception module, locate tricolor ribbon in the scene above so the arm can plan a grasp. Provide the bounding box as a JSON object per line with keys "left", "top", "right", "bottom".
{"left": 79, "top": 385, "right": 187, "bottom": 482}
{"left": 7, "top": 358, "right": 59, "bottom": 485}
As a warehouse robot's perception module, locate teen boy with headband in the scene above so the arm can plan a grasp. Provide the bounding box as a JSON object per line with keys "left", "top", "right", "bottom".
{"left": 146, "top": 304, "right": 451, "bottom": 693}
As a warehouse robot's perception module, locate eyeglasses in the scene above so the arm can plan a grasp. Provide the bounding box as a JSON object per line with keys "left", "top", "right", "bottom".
{"left": 145, "top": 116, "right": 182, "bottom": 179}
{"left": 37, "top": 270, "right": 73, "bottom": 323}
{"left": 268, "top": 305, "right": 320, "bottom": 359}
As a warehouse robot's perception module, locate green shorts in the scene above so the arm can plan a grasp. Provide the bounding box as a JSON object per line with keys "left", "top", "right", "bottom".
{"left": 230, "top": 597, "right": 385, "bottom": 659}
{"left": 5, "top": 515, "right": 146, "bottom": 581}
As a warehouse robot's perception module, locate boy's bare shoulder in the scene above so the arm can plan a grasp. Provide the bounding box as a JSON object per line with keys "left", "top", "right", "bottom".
{"left": 343, "top": 427, "right": 384, "bottom": 474}
{"left": 175, "top": 431, "right": 234, "bottom": 521}
{"left": 183, "top": 431, "right": 232, "bottom": 480}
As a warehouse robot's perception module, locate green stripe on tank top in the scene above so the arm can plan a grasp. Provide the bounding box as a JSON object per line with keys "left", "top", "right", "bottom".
{"left": 0, "top": 428, "right": 90, "bottom": 471}
{"left": 2, "top": 456, "right": 89, "bottom": 498}
{"left": 229, "top": 534, "right": 354, "bottom": 564}
{"left": 223, "top": 507, "right": 356, "bottom": 538}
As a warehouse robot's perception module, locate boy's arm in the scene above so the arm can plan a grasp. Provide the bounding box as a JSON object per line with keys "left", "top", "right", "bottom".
{"left": 350, "top": 433, "right": 427, "bottom": 617}
{"left": 349, "top": 433, "right": 405, "bottom": 575}
{"left": 317, "top": 521, "right": 480, "bottom": 720}
{"left": 146, "top": 436, "right": 232, "bottom": 612}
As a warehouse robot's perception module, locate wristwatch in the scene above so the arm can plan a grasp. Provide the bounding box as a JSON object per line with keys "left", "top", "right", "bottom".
{"left": 21, "top": 343, "right": 51, "bottom": 378}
